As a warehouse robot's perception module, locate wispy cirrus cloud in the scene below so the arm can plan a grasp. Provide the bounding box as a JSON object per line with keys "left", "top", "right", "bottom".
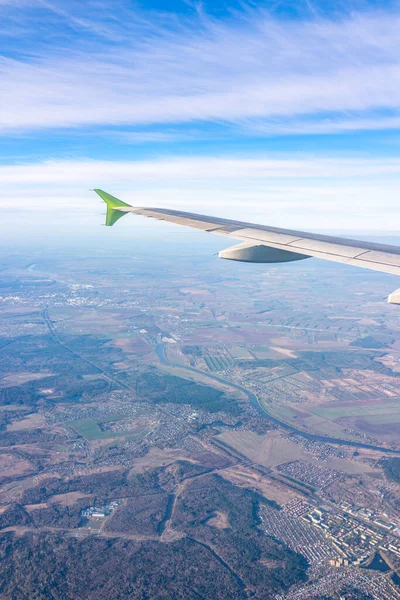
{"left": 1, "top": 2, "right": 400, "bottom": 136}
{"left": 245, "top": 113, "right": 400, "bottom": 136}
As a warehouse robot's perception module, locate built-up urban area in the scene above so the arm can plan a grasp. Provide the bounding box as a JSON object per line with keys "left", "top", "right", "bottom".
{"left": 0, "top": 240, "right": 399, "bottom": 599}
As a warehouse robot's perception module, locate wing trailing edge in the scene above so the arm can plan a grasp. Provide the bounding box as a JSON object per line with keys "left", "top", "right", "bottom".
{"left": 94, "top": 189, "right": 400, "bottom": 304}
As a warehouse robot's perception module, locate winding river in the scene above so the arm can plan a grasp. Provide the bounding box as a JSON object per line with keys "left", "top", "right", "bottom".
{"left": 156, "top": 343, "right": 400, "bottom": 455}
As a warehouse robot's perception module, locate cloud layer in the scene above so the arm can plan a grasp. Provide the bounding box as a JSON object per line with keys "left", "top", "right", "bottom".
{"left": 2, "top": 1, "right": 400, "bottom": 236}
{"left": 3, "top": 155, "right": 400, "bottom": 232}
{"left": 1, "top": 2, "right": 400, "bottom": 135}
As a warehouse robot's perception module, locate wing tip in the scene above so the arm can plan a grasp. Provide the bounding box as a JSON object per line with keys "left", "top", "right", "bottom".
{"left": 93, "top": 189, "right": 132, "bottom": 227}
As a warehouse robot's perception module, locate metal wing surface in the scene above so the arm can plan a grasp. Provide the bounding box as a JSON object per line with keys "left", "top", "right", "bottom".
{"left": 94, "top": 189, "right": 400, "bottom": 304}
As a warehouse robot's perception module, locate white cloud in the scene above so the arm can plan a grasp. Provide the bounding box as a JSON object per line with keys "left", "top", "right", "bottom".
{"left": 2, "top": 155, "right": 400, "bottom": 232}
{"left": 1, "top": 6, "right": 400, "bottom": 134}
{"left": 245, "top": 114, "right": 400, "bottom": 136}
{"left": 2, "top": 155, "right": 400, "bottom": 184}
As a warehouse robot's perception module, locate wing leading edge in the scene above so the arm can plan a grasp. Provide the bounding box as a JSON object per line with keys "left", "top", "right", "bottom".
{"left": 94, "top": 189, "right": 400, "bottom": 304}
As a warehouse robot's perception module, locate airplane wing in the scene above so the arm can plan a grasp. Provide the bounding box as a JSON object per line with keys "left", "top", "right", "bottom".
{"left": 94, "top": 189, "right": 400, "bottom": 304}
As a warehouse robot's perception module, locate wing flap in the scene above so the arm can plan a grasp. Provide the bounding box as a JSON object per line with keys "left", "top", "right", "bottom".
{"left": 94, "top": 190, "right": 400, "bottom": 296}
{"left": 231, "top": 228, "right": 303, "bottom": 245}
{"left": 356, "top": 250, "right": 400, "bottom": 268}
{"left": 286, "top": 239, "right": 369, "bottom": 258}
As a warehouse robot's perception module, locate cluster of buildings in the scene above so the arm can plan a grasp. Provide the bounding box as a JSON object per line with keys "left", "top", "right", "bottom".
{"left": 276, "top": 565, "right": 400, "bottom": 600}
{"left": 81, "top": 501, "right": 121, "bottom": 520}
{"left": 303, "top": 503, "right": 400, "bottom": 564}
{"left": 261, "top": 497, "right": 400, "bottom": 598}
{"left": 262, "top": 498, "right": 400, "bottom": 600}
{"left": 304, "top": 506, "right": 382, "bottom": 565}
{"left": 282, "top": 433, "right": 348, "bottom": 462}
{"left": 277, "top": 459, "right": 342, "bottom": 490}
{"left": 259, "top": 503, "right": 336, "bottom": 565}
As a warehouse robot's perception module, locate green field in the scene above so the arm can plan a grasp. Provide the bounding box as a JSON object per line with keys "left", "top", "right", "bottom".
{"left": 259, "top": 400, "right": 364, "bottom": 441}
{"left": 311, "top": 406, "right": 366, "bottom": 419}
{"left": 261, "top": 403, "right": 300, "bottom": 421}
{"left": 310, "top": 403, "right": 400, "bottom": 424}
{"left": 229, "top": 346, "right": 254, "bottom": 360}
{"left": 66, "top": 415, "right": 149, "bottom": 441}
{"left": 251, "top": 345, "right": 273, "bottom": 359}
{"left": 259, "top": 395, "right": 400, "bottom": 441}
{"left": 204, "top": 354, "right": 232, "bottom": 371}
{"left": 361, "top": 413, "right": 400, "bottom": 425}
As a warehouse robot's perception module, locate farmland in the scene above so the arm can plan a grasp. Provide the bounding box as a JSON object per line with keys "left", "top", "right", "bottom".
{"left": 65, "top": 416, "right": 150, "bottom": 441}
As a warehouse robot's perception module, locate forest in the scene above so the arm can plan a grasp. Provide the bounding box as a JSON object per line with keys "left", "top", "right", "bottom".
{"left": 382, "top": 458, "right": 400, "bottom": 483}
{"left": 137, "top": 372, "right": 242, "bottom": 415}
{"left": 0, "top": 533, "right": 247, "bottom": 600}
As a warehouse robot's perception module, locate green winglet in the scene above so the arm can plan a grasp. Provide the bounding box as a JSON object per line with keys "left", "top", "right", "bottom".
{"left": 94, "top": 189, "right": 132, "bottom": 227}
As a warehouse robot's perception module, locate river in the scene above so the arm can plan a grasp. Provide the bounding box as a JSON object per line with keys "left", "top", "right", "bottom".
{"left": 156, "top": 343, "right": 400, "bottom": 454}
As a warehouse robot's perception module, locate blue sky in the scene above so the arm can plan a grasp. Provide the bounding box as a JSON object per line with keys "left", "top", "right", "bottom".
{"left": 1, "top": 0, "right": 400, "bottom": 234}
